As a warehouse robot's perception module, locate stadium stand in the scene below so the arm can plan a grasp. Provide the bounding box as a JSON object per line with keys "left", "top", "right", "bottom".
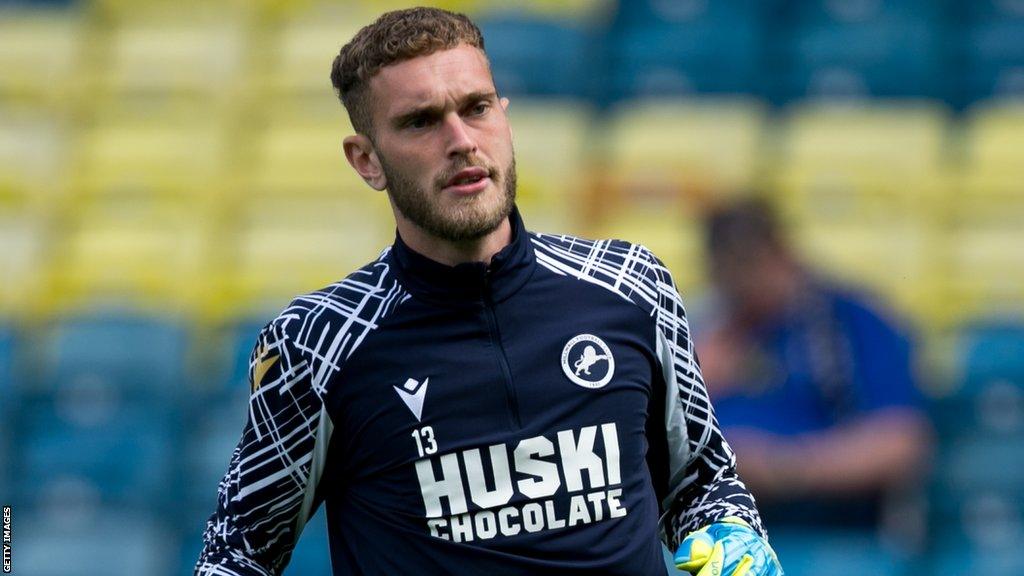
{"left": 1, "top": 1, "right": 1023, "bottom": 574}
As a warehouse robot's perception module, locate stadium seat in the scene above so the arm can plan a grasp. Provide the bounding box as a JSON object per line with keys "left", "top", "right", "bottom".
{"left": 961, "top": 103, "right": 1024, "bottom": 188}
{"left": 244, "top": 109, "right": 365, "bottom": 198}
{"left": 34, "top": 314, "right": 188, "bottom": 398}
{"left": 74, "top": 114, "right": 230, "bottom": 202}
{"left": 214, "top": 195, "right": 393, "bottom": 318}
{"left": 769, "top": 528, "right": 909, "bottom": 576}
{"left": 927, "top": 486, "right": 1024, "bottom": 574}
{"left": 0, "top": 112, "right": 70, "bottom": 201}
{"left": 182, "top": 387, "right": 247, "bottom": 508}
{"left": 17, "top": 392, "right": 179, "bottom": 508}
{"left": 774, "top": 1, "right": 947, "bottom": 101}
{"left": 477, "top": 15, "right": 594, "bottom": 98}
{"left": 259, "top": 10, "right": 367, "bottom": 98}
{"left": 0, "top": 10, "right": 84, "bottom": 109}
{"left": 962, "top": 2, "right": 1024, "bottom": 103}
{"left": 793, "top": 222, "right": 938, "bottom": 327}
{"left": 504, "top": 98, "right": 594, "bottom": 234}
{"left": 47, "top": 199, "right": 215, "bottom": 313}
{"left": 607, "top": 0, "right": 765, "bottom": 101}
{"left": 775, "top": 103, "right": 950, "bottom": 208}
{"left": 602, "top": 98, "right": 767, "bottom": 201}
{"left": 944, "top": 104, "right": 1024, "bottom": 319}
{"left": 960, "top": 324, "right": 1024, "bottom": 393}
{"left": 16, "top": 508, "right": 174, "bottom": 576}
{"left": 96, "top": 14, "right": 248, "bottom": 105}
{"left": 0, "top": 208, "right": 47, "bottom": 315}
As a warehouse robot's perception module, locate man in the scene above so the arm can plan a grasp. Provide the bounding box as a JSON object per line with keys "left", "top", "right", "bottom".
{"left": 195, "top": 8, "right": 782, "bottom": 576}
{"left": 696, "top": 199, "right": 931, "bottom": 530}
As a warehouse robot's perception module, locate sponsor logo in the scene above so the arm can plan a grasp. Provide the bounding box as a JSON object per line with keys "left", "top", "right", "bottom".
{"left": 395, "top": 377, "right": 430, "bottom": 421}
{"left": 561, "top": 334, "right": 614, "bottom": 389}
{"left": 415, "top": 423, "right": 626, "bottom": 542}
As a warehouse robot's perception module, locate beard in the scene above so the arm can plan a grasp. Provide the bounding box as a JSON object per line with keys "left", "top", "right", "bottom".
{"left": 379, "top": 152, "right": 517, "bottom": 243}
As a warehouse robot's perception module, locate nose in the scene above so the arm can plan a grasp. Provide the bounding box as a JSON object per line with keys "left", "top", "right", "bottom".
{"left": 443, "top": 113, "right": 478, "bottom": 158}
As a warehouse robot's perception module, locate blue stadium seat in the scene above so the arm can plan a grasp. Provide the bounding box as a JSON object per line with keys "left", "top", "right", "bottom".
{"left": 960, "top": 323, "right": 1024, "bottom": 394}
{"left": 182, "top": 388, "right": 247, "bottom": 507}
{"left": 35, "top": 314, "right": 188, "bottom": 399}
{"left": 16, "top": 508, "right": 174, "bottom": 576}
{"left": 769, "top": 529, "right": 908, "bottom": 576}
{"left": 0, "top": 325, "right": 13, "bottom": 393}
{"left": 928, "top": 488, "right": 1024, "bottom": 575}
{"left": 607, "top": 0, "right": 765, "bottom": 101}
{"left": 477, "top": 16, "right": 593, "bottom": 98}
{"left": 931, "top": 323, "right": 1024, "bottom": 438}
{"left": 16, "top": 392, "right": 179, "bottom": 509}
{"left": 775, "top": 1, "right": 948, "bottom": 102}
{"left": 964, "top": 17, "right": 1024, "bottom": 103}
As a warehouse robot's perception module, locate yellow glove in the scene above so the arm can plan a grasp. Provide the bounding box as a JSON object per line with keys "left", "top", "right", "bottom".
{"left": 674, "top": 517, "right": 783, "bottom": 576}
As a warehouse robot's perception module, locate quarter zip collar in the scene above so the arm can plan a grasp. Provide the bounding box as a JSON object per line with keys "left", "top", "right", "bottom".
{"left": 388, "top": 205, "right": 536, "bottom": 308}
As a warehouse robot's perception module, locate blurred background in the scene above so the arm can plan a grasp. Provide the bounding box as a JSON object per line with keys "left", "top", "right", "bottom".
{"left": 0, "top": 0, "right": 1022, "bottom": 574}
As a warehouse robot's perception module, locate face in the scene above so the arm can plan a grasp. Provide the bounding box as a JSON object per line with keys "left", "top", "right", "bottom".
{"left": 348, "top": 44, "right": 516, "bottom": 242}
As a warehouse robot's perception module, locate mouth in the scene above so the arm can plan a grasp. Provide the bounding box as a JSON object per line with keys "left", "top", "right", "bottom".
{"left": 442, "top": 166, "right": 492, "bottom": 196}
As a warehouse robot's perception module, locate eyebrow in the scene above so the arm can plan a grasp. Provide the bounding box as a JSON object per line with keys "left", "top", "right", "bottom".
{"left": 391, "top": 90, "right": 498, "bottom": 128}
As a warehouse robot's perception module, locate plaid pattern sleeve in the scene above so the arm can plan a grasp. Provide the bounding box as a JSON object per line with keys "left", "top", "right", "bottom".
{"left": 194, "top": 258, "right": 410, "bottom": 575}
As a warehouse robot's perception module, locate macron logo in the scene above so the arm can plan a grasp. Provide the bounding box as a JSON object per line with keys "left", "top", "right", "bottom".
{"left": 394, "top": 377, "right": 429, "bottom": 421}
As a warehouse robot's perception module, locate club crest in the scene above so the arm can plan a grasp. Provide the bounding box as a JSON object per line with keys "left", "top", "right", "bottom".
{"left": 561, "top": 334, "right": 615, "bottom": 389}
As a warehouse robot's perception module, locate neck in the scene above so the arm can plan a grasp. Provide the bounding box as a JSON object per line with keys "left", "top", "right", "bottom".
{"left": 394, "top": 213, "right": 513, "bottom": 267}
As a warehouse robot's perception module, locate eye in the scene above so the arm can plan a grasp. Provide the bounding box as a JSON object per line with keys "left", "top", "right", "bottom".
{"left": 469, "top": 101, "right": 490, "bottom": 116}
{"left": 407, "top": 115, "right": 431, "bottom": 129}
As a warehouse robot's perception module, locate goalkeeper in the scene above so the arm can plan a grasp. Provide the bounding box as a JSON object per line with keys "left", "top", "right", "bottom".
{"left": 195, "top": 7, "right": 782, "bottom": 576}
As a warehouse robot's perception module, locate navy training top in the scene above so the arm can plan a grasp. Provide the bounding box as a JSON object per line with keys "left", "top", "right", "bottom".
{"left": 196, "top": 207, "right": 764, "bottom": 576}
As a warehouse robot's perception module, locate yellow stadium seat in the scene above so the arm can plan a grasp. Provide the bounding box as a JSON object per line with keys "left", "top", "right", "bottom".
{"left": 244, "top": 105, "right": 365, "bottom": 197}
{"left": 45, "top": 199, "right": 215, "bottom": 316}
{"left": 963, "top": 102, "right": 1024, "bottom": 180}
{"left": 0, "top": 112, "right": 70, "bottom": 202}
{"left": 0, "top": 11, "right": 84, "bottom": 109}
{"left": 505, "top": 99, "right": 594, "bottom": 234}
{"left": 793, "top": 222, "right": 938, "bottom": 328}
{"left": 601, "top": 98, "right": 767, "bottom": 211}
{"left": 940, "top": 227, "right": 1024, "bottom": 326}
{"left": 213, "top": 194, "right": 394, "bottom": 318}
{"left": 261, "top": 16, "right": 366, "bottom": 97}
{"left": 774, "top": 102, "right": 951, "bottom": 226}
{"left": 95, "top": 15, "right": 248, "bottom": 104}
{"left": 74, "top": 114, "right": 231, "bottom": 203}
{"left": 0, "top": 208, "right": 48, "bottom": 316}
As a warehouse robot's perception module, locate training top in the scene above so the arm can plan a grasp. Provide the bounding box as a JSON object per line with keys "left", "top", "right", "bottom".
{"left": 195, "top": 207, "right": 764, "bottom": 576}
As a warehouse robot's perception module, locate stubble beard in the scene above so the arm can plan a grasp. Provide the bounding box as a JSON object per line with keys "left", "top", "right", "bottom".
{"left": 380, "top": 154, "right": 517, "bottom": 243}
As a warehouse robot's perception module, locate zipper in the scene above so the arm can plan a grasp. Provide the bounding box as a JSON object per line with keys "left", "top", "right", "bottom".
{"left": 483, "top": 274, "right": 521, "bottom": 429}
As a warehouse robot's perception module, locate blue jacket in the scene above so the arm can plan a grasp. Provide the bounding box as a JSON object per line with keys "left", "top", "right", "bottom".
{"left": 196, "top": 208, "right": 763, "bottom": 575}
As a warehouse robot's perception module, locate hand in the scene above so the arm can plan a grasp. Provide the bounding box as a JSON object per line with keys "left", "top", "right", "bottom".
{"left": 674, "top": 517, "right": 783, "bottom": 576}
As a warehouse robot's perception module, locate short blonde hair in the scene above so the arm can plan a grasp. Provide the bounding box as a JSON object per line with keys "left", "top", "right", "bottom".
{"left": 330, "top": 7, "right": 486, "bottom": 135}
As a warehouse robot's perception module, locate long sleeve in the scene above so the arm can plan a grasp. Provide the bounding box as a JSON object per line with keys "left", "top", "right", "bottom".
{"left": 195, "top": 321, "right": 334, "bottom": 575}
{"left": 643, "top": 249, "right": 765, "bottom": 549}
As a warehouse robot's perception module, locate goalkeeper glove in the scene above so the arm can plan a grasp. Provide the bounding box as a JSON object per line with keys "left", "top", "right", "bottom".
{"left": 674, "top": 517, "right": 783, "bottom": 576}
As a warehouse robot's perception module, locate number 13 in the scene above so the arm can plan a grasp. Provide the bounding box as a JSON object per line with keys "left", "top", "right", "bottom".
{"left": 411, "top": 426, "right": 437, "bottom": 457}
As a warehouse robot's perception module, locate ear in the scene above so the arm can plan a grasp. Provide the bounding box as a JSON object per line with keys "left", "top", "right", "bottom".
{"left": 500, "top": 96, "right": 510, "bottom": 111}
{"left": 343, "top": 134, "right": 387, "bottom": 191}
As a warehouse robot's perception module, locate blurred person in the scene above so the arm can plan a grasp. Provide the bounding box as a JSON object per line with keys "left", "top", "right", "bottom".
{"left": 696, "top": 198, "right": 931, "bottom": 530}
{"left": 194, "top": 7, "right": 781, "bottom": 576}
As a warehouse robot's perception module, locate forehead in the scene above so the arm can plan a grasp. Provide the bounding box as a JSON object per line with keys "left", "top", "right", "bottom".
{"left": 369, "top": 44, "right": 495, "bottom": 117}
